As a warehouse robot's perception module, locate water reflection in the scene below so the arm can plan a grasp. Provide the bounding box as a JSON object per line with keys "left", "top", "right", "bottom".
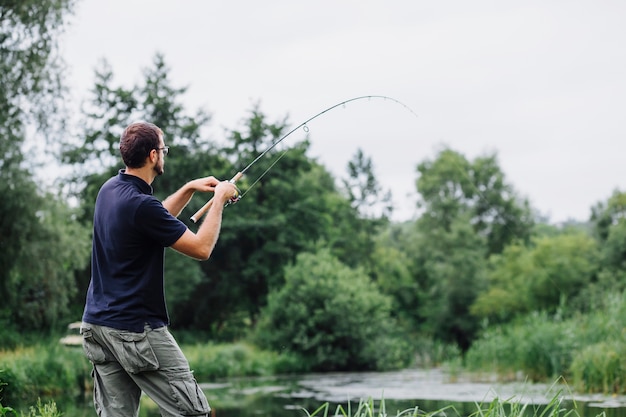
{"left": 194, "top": 369, "right": 626, "bottom": 417}
{"left": 44, "top": 369, "right": 626, "bottom": 417}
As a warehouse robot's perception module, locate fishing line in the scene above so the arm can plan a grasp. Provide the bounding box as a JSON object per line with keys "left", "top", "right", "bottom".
{"left": 190, "top": 95, "right": 419, "bottom": 222}
{"left": 237, "top": 95, "right": 418, "bottom": 180}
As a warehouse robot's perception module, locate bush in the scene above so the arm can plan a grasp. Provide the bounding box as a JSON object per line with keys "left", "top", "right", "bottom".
{"left": 0, "top": 398, "right": 61, "bottom": 417}
{"left": 465, "top": 312, "right": 577, "bottom": 381}
{"left": 184, "top": 342, "right": 298, "bottom": 381}
{"left": 254, "top": 249, "right": 413, "bottom": 372}
{"left": 465, "top": 290, "right": 626, "bottom": 392}
{"left": 570, "top": 341, "right": 626, "bottom": 394}
{"left": 0, "top": 344, "right": 89, "bottom": 405}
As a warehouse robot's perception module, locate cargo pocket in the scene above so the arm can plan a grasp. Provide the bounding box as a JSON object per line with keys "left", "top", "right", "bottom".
{"left": 80, "top": 326, "right": 107, "bottom": 364}
{"left": 109, "top": 329, "right": 159, "bottom": 374}
{"left": 169, "top": 370, "right": 210, "bottom": 416}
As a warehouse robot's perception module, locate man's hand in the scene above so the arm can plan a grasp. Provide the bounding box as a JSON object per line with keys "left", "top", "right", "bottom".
{"left": 214, "top": 181, "right": 239, "bottom": 205}
{"left": 187, "top": 176, "right": 220, "bottom": 193}
{"left": 164, "top": 176, "right": 222, "bottom": 217}
{"left": 172, "top": 180, "right": 241, "bottom": 260}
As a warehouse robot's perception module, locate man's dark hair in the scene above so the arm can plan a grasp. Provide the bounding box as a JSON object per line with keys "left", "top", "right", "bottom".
{"left": 120, "top": 122, "right": 163, "bottom": 168}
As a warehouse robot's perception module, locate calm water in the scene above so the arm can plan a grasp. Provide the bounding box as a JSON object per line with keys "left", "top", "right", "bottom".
{"left": 35, "top": 369, "right": 626, "bottom": 417}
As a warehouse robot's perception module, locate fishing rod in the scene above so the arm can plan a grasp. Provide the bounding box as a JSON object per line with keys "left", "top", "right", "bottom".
{"left": 190, "top": 95, "right": 418, "bottom": 223}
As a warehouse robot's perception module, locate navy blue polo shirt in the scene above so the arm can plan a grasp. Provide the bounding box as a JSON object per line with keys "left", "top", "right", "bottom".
{"left": 82, "top": 170, "right": 188, "bottom": 332}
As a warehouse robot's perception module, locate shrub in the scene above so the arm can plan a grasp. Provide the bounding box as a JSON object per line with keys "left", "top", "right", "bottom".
{"left": 570, "top": 341, "right": 626, "bottom": 394}
{"left": 465, "top": 312, "right": 578, "bottom": 381}
{"left": 254, "top": 249, "right": 413, "bottom": 372}
{"left": 0, "top": 344, "right": 89, "bottom": 404}
{"left": 0, "top": 398, "right": 61, "bottom": 417}
{"left": 466, "top": 290, "right": 626, "bottom": 391}
{"left": 184, "top": 342, "right": 284, "bottom": 381}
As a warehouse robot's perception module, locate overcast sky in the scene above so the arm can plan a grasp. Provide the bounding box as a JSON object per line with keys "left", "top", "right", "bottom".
{"left": 59, "top": 0, "right": 626, "bottom": 223}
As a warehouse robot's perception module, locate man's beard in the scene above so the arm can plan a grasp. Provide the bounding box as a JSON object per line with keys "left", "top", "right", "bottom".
{"left": 154, "top": 157, "right": 164, "bottom": 176}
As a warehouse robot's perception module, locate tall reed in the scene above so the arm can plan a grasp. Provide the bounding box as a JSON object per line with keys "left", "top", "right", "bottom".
{"left": 302, "top": 389, "right": 602, "bottom": 417}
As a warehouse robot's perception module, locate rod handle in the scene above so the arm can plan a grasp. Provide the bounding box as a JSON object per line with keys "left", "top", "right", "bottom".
{"left": 190, "top": 172, "right": 243, "bottom": 223}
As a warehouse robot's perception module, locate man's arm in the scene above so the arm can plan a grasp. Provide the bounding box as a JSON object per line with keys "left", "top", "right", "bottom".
{"left": 170, "top": 181, "right": 237, "bottom": 261}
{"left": 163, "top": 176, "right": 219, "bottom": 217}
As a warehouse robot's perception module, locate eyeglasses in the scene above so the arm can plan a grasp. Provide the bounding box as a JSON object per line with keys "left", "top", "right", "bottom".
{"left": 156, "top": 146, "right": 169, "bottom": 156}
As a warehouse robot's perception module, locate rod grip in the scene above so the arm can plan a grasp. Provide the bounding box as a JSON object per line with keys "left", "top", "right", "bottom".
{"left": 190, "top": 172, "right": 243, "bottom": 223}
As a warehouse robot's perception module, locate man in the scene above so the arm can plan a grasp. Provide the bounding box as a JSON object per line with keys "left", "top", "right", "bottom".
{"left": 80, "top": 121, "right": 237, "bottom": 417}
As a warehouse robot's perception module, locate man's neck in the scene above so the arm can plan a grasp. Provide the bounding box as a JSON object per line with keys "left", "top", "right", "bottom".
{"left": 124, "top": 166, "right": 155, "bottom": 185}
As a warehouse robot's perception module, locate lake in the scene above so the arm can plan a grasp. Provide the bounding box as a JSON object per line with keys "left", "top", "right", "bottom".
{"left": 50, "top": 368, "right": 626, "bottom": 417}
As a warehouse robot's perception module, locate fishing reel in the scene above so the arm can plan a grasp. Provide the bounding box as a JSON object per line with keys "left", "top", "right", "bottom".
{"left": 225, "top": 184, "right": 242, "bottom": 207}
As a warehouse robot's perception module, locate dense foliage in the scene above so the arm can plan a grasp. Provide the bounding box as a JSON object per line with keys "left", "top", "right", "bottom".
{"left": 255, "top": 249, "right": 412, "bottom": 371}
{"left": 0, "top": 0, "right": 90, "bottom": 339}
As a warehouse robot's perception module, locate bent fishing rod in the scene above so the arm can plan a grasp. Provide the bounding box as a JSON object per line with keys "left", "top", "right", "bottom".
{"left": 190, "top": 95, "right": 418, "bottom": 223}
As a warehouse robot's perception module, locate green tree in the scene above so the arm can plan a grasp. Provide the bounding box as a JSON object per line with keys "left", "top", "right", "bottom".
{"left": 255, "top": 249, "right": 411, "bottom": 371}
{"left": 416, "top": 148, "right": 534, "bottom": 256}
{"left": 581, "top": 190, "right": 626, "bottom": 311}
{"left": 406, "top": 148, "right": 533, "bottom": 349}
{"left": 5, "top": 197, "right": 89, "bottom": 330}
{"left": 369, "top": 223, "right": 419, "bottom": 327}
{"left": 471, "top": 231, "right": 599, "bottom": 321}
{"left": 187, "top": 107, "right": 363, "bottom": 336}
{"left": 590, "top": 189, "right": 626, "bottom": 243}
{"left": 591, "top": 190, "right": 626, "bottom": 271}
{"left": 0, "top": 0, "right": 74, "bottom": 159}
{"left": 61, "top": 54, "right": 221, "bottom": 218}
{"left": 337, "top": 149, "right": 392, "bottom": 271}
{"left": 60, "top": 58, "right": 137, "bottom": 220}
{"left": 0, "top": 0, "right": 88, "bottom": 335}
{"left": 342, "top": 148, "right": 392, "bottom": 218}
{"left": 414, "top": 214, "right": 487, "bottom": 350}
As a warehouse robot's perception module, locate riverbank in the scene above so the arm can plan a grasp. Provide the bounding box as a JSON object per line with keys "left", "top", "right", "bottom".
{"left": 105, "top": 369, "right": 626, "bottom": 417}
{"left": 2, "top": 340, "right": 625, "bottom": 417}
{"left": 203, "top": 368, "right": 626, "bottom": 410}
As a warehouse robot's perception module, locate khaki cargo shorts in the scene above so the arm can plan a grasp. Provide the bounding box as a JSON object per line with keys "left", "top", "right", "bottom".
{"left": 81, "top": 323, "right": 210, "bottom": 417}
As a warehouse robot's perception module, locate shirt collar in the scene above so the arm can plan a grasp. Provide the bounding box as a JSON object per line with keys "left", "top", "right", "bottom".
{"left": 119, "top": 169, "right": 154, "bottom": 195}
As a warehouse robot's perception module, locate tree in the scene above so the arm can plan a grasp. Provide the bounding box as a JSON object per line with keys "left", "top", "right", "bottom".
{"left": 0, "top": 0, "right": 88, "bottom": 334}
{"left": 5, "top": 196, "right": 90, "bottom": 330}
{"left": 255, "top": 249, "right": 411, "bottom": 371}
{"left": 1, "top": 0, "right": 75, "bottom": 283}
{"left": 416, "top": 148, "right": 534, "bottom": 256}
{"left": 582, "top": 190, "right": 626, "bottom": 311}
{"left": 342, "top": 148, "right": 393, "bottom": 218}
{"left": 187, "top": 107, "right": 361, "bottom": 335}
{"left": 61, "top": 54, "right": 220, "bottom": 219}
{"left": 405, "top": 148, "right": 533, "bottom": 349}
{"left": 414, "top": 214, "right": 487, "bottom": 350}
{"left": 471, "top": 231, "right": 599, "bottom": 321}
{"left": 336, "top": 149, "right": 393, "bottom": 272}
{"left": 591, "top": 190, "right": 626, "bottom": 245}
{"left": 369, "top": 225, "right": 418, "bottom": 328}
{"left": 0, "top": 0, "right": 74, "bottom": 162}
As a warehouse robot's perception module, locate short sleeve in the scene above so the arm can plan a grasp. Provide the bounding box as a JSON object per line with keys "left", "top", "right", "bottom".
{"left": 135, "top": 197, "right": 188, "bottom": 247}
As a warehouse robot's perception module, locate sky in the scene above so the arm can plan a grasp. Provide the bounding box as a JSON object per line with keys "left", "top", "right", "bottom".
{"left": 58, "top": 0, "right": 626, "bottom": 223}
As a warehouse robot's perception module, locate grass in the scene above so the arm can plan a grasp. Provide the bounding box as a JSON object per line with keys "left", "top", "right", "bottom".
{"left": 303, "top": 397, "right": 433, "bottom": 417}
{"left": 3, "top": 390, "right": 600, "bottom": 417}
{"left": 184, "top": 341, "right": 307, "bottom": 380}
{"left": 0, "top": 398, "right": 62, "bottom": 417}
{"left": 463, "top": 292, "right": 626, "bottom": 393}
{"left": 302, "top": 385, "right": 600, "bottom": 417}
{"left": 0, "top": 343, "right": 90, "bottom": 405}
